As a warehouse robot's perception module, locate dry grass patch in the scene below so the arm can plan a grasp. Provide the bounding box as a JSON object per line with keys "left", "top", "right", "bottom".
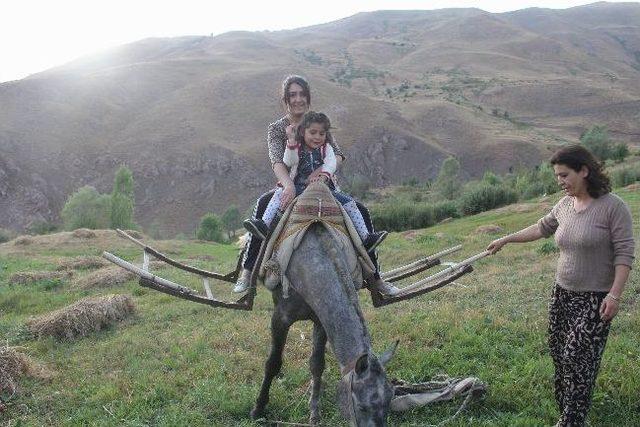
{"left": 26, "top": 294, "right": 135, "bottom": 341}
{"left": 9, "top": 270, "right": 73, "bottom": 285}
{"left": 56, "top": 256, "right": 110, "bottom": 271}
{"left": 0, "top": 346, "right": 52, "bottom": 396}
{"left": 13, "top": 236, "right": 33, "bottom": 246}
{"left": 72, "top": 228, "right": 96, "bottom": 239}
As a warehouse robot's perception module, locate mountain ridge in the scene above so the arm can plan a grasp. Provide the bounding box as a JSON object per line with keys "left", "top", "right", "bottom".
{"left": 1, "top": 2, "right": 638, "bottom": 235}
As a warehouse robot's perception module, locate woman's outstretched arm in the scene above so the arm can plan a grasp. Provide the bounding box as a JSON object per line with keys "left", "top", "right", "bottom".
{"left": 486, "top": 224, "right": 545, "bottom": 254}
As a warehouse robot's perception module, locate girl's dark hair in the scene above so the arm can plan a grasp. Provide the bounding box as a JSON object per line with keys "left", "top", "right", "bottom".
{"left": 295, "top": 111, "right": 331, "bottom": 145}
{"left": 281, "top": 75, "right": 311, "bottom": 108}
{"left": 550, "top": 144, "right": 611, "bottom": 198}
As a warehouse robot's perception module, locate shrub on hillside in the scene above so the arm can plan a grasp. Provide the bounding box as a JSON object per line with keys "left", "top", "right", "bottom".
{"left": 27, "top": 220, "right": 59, "bottom": 235}
{"left": 514, "top": 164, "right": 557, "bottom": 199}
{"left": 610, "top": 164, "right": 640, "bottom": 188}
{"left": 61, "top": 186, "right": 111, "bottom": 230}
{"left": 371, "top": 200, "right": 458, "bottom": 231}
{"left": 458, "top": 183, "right": 518, "bottom": 215}
{"left": 580, "top": 125, "right": 629, "bottom": 162}
{"left": 196, "top": 213, "right": 225, "bottom": 242}
{"left": 0, "top": 228, "right": 16, "bottom": 243}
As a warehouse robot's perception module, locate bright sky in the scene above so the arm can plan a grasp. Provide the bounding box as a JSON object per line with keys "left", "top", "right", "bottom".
{"left": 1, "top": 0, "right": 633, "bottom": 83}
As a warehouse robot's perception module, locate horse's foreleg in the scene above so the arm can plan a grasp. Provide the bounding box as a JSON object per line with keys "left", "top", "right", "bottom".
{"left": 308, "top": 323, "right": 327, "bottom": 424}
{"left": 251, "top": 313, "right": 290, "bottom": 419}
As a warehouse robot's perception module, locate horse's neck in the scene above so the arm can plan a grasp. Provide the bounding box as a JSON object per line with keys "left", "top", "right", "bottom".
{"left": 288, "top": 225, "right": 371, "bottom": 368}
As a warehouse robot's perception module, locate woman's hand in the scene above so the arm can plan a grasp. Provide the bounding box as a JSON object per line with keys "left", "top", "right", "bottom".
{"left": 285, "top": 124, "right": 296, "bottom": 143}
{"left": 307, "top": 168, "right": 325, "bottom": 183}
{"left": 600, "top": 296, "right": 620, "bottom": 322}
{"left": 486, "top": 238, "right": 508, "bottom": 255}
{"left": 309, "top": 173, "right": 329, "bottom": 184}
{"left": 280, "top": 184, "right": 296, "bottom": 208}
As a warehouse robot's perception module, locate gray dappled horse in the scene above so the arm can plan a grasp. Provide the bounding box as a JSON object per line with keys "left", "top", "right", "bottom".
{"left": 250, "top": 222, "right": 396, "bottom": 426}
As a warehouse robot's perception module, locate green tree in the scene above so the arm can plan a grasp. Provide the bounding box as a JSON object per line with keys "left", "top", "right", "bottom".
{"left": 196, "top": 213, "right": 224, "bottom": 242}
{"left": 110, "top": 165, "right": 135, "bottom": 229}
{"left": 61, "top": 186, "right": 111, "bottom": 230}
{"left": 221, "top": 205, "right": 242, "bottom": 239}
{"left": 482, "top": 171, "right": 502, "bottom": 186}
{"left": 434, "top": 157, "right": 462, "bottom": 200}
{"left": 580, "top": 125, "right": 613, "bottom": 160}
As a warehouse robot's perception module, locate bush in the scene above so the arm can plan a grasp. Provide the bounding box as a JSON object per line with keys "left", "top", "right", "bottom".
{"left": 579, "top": 125, "right": 629, "bottom": 162}
{"left": 196, "top": 213, "right": 225, "bottom": 242}
{"left": 611, "top": 143, "right": 630, "bottom": 163}
{"left": 61, "top": 186, "right": 111, "bottom": 230}
{"left": 0, "top": 228, "right": 16, "bottom": 243}
{"left": 458, "top": 183, "right": 518, "bottom": 215}
{"left": 610, "top": 164, "right": 640, "bottom": 188}
{"left": 371, "top": 200, "right": 458, "bottom": 232}
{"left": 27, "top": 220, "right": 58, "bottom": 235}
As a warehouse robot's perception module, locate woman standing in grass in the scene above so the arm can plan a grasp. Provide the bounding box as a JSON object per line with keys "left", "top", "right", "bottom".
{"left": 487, "top": 144, "right": 635, "bottom": 427}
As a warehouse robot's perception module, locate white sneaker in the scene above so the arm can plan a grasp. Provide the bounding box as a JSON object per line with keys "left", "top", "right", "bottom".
{"left": 233, "top": 269, "right": 251, "bottom": 293}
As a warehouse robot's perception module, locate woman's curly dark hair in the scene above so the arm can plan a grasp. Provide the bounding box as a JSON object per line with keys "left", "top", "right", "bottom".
{"left": 281, "top": 75, "right": 311, "bottom": 109}
{"left": 294, "top": 111, "right": 331, "bottom": 145}
{"left": 550, "top": 144, "right": 611, "bottom": 198}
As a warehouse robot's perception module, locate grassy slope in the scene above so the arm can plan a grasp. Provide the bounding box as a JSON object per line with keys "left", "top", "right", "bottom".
{"left": 1, "top": 187, "right": 638, "bottom": 426}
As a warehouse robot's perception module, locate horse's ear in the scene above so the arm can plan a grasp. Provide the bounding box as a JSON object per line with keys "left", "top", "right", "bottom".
{"left": 379, "top": 340, "right": 399, "bottom": 367}
{"left": 355, "top": 353, "right": 369, "bottom": 376}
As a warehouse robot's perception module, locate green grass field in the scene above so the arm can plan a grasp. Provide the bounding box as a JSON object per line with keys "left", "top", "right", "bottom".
{"left": 1, "top": 187, "right": 638, "bottom": 426}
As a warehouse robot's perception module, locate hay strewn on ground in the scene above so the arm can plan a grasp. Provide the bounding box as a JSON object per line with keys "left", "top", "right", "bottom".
{"left": 9, "top": 270, "right": 73, "bottom": 285}
{"left": 26, "top": 294, "right": 135, "bottom": 341}
{"left": 56, "top": 256, "right": 110, "bottom": 271}
{"left": 0, "top": 346, "right": 51, "bottom": 395}
{"left": 72, "top": 261, "right": 167, "bottom": 289}
{"left": 72, "top": 228, "right": 96, "bottom": 239}
{"left": 72, "top": 266, "right": 134, "bottom": 289}
{"left": 13, "top": 236, "right": 33, "bottom": 246}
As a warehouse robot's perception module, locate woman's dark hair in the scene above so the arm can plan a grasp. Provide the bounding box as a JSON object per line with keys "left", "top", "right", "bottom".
{"left": 281, "top": 75, "right": 311, "bottom": 108}
{"left": 295, "top": 111, "right": 331, "bottom": 145}
{"left": 550, "top": 144, "right": 611, "bottom": 198}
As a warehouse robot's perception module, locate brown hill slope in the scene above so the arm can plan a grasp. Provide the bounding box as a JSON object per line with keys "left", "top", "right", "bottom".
{"left": 1, "top": 2, "right": 639, "bottom": 234}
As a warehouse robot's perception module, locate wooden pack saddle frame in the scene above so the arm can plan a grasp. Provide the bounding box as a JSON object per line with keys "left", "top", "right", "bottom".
{"left": 103, "top": 224, "right": 489, "bottom": 311}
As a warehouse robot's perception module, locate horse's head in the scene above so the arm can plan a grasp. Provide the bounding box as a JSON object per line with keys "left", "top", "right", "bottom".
{"left": 338, "top": 342, "right": 398, "bottom": 426}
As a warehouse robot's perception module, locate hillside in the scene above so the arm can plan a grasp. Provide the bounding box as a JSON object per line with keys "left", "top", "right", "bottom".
{"left": 1, "top": 2, "right": 639, "bottom": 234}
{"left": 0, "top": 184, "right": 638, "bottom": 425}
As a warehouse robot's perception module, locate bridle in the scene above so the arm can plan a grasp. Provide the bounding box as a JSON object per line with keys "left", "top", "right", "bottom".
{"left": 341, "top": 353, "right": 367, "bottom": 426}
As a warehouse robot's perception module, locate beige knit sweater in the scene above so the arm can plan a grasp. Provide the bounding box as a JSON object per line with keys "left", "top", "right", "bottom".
{"left": 538, "top": 193, "right": 635, "bottom": 292}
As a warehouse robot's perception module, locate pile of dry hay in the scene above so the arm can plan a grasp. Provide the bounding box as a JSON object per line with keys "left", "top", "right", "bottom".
{"left": 9, "top": 270, "right": 73, "bottom": 285}
{"left": 27, "top": 294, "right": 135, "bottom": 341}
{"left": 72, "top": 266, "right": 134, "bottom": 289}
{"left": 56, "top": 256, "right": 110, "bottom": 271}
{"left": 72, "top": 261, "right": 167, "bottom": 289}
{"left": 0, "top": 346, "right": 50, "bottom": 396}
